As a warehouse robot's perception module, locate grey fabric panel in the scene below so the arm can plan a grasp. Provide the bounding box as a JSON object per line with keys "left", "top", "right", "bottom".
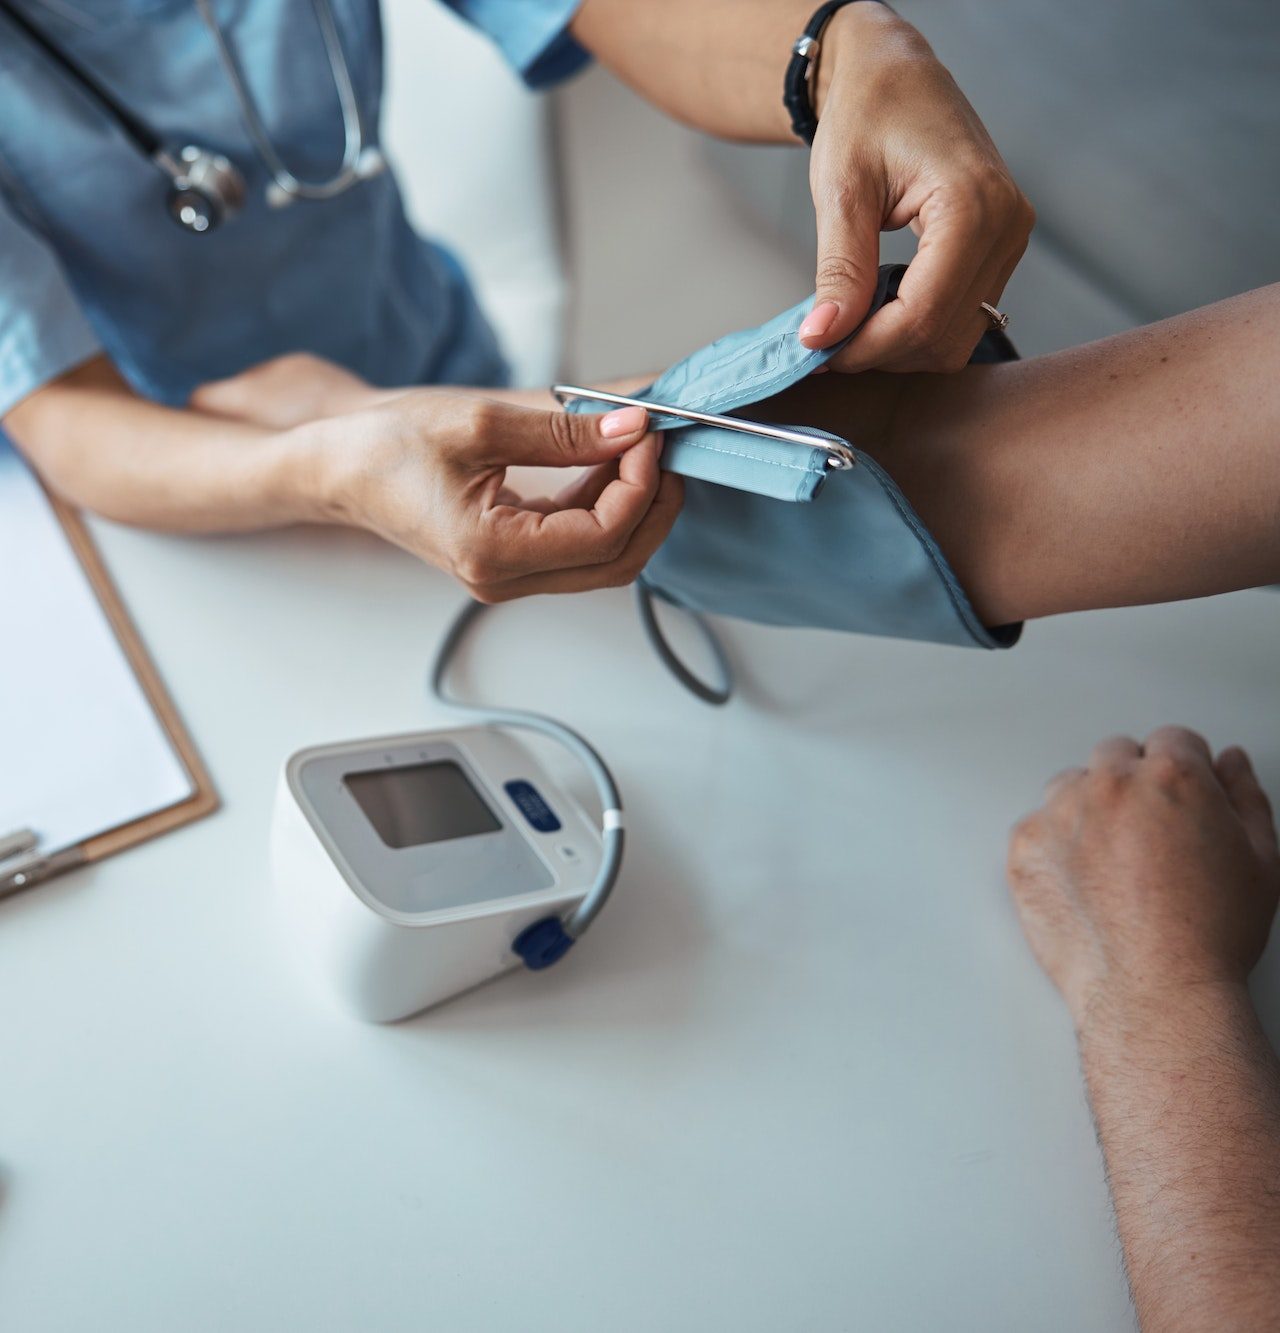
{"left": 705, "top": 2, "right": 1278, "bottom": 331}
{"left": 893, "top": 0, "right": 1280, "bottom": 319}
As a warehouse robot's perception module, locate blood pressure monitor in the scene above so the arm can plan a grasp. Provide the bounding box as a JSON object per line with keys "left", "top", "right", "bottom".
{"left": 271, "top": 591, "right": 729, "bottom": 1022}
{"left": 272, "top": 727, "right": 602, "bottom": 1021}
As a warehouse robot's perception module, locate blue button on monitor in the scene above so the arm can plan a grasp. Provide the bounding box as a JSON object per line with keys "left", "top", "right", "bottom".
{"left": 504, "top": 780, "right": 562, "bottom": 834}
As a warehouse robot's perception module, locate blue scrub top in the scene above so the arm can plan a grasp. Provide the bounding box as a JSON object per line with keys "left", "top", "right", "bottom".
{"left": 0, "top": 0, "right": 587, "bottom": 417}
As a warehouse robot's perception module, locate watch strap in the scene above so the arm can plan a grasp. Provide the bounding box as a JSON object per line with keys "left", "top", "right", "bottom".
{"left": 783, "top": 0, "right": 884, "bottom": 145}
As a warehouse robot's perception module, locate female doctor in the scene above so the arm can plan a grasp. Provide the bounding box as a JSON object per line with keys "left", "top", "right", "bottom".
{"left": 0, "top": 0, "right": 1032, "bottom": 603}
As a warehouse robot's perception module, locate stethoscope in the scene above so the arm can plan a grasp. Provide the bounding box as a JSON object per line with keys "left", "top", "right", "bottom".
{"left": 0, "top": 0, "right": 385, "bottom": 233}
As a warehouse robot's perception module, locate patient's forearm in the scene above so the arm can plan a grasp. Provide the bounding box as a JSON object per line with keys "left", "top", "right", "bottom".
{"left": 1080, "top": 984, "right": 1280, "bottom": 1331}
{"left": 5, "top": 357, "right": 318, "bottom": 531}
{"left": 772, "top": 286, "right": 1280, "bottom": 625}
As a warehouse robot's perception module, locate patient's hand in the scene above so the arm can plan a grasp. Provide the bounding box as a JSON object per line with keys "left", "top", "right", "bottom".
{"left": 1006, "top": 727, "right": 1280, "bottom": 1029}
{"left": 1009, "top": 728, "right": 1280, "bottom": 1332}
{"left": 191, "top": 352, "right": 401, "bottom": 429}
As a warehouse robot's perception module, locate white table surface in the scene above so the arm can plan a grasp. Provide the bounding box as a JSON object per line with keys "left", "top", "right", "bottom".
{"left": 3, "top": 518, "right": 1278, "bottom": 1333}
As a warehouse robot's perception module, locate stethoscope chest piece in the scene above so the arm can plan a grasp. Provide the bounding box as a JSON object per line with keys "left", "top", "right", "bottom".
{"left": 164, "top": 145, "right": 247, "bottom": 233}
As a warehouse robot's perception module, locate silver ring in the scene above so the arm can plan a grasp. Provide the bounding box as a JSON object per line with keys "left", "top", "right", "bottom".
{"left": 980, "top": 301, "right": 1010, "bottom": 332}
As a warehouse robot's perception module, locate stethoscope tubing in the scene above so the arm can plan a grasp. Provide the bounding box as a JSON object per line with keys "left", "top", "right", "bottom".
{"left": 0, "top": 0, "right": 165, "bottom": 156}
{"left": 194, "top": 0, "right": 374, "bottom": 202}
{"left": 0, "top": 0, "right": 374, "bottom": 210}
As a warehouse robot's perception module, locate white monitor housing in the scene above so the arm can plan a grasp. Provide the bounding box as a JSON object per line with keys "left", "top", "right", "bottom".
{"left": 271, "top": 727, "right": 600, "bottom": 1020}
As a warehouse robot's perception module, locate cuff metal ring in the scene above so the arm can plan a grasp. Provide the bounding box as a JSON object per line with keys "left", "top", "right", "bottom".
{"left": 980, "top": 301, "right": 1010, "bottom": 332}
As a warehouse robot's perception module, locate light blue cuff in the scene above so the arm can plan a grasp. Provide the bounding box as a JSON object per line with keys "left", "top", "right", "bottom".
{"left": 443, "top": 0, "right": 591, "bottom": 89}
{"left": 565, "top": 288, "right": 859, "bottom": 503}
{"left": 568, "top": 265, "right": 1023, "bottom": 652}
{"left": 649, "top": 422, "right": 832, "bottom": 503}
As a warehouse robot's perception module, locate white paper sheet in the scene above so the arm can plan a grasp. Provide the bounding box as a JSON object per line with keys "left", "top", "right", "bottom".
{"left": 0, "top": 438, "right": 194, "bottom": 854}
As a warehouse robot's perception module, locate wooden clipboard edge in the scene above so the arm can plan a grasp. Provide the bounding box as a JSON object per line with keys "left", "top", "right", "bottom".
{"left": 45, "top": 491, "right": 220, "bottom": 866}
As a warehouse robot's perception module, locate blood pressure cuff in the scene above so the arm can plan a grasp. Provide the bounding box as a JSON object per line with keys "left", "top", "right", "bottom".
{"left": 566, "top": 264, "right": 1021, "bottom": 651}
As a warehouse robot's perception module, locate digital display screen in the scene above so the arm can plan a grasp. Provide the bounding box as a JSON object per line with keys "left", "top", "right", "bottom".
{"left": 344, "top": 760, "right": 501, "bottom": 849}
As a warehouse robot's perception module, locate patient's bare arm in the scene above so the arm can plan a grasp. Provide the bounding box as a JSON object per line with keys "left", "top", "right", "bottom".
{"left": 1008, "top": 727, "right": 1280, "bottom": 1331}
{"left": 171, "top": 287, "right": 1280, "bottom": 628}
{"left": 762, "top": 284, "right": 1280, "bottom": 626}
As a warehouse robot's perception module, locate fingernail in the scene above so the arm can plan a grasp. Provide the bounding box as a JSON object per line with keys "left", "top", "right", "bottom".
{"left": 599, "top": 405, "right": 648, "bottom": 439}
{"left": 799, "top": 301, "right": 839, "bottom": 343}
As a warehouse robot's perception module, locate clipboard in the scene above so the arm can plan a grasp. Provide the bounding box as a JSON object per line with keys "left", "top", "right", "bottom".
{"left": 0, "top": 450, "right": 218, "bottom": 897}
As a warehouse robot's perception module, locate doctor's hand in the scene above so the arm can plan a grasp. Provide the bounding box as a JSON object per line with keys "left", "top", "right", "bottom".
{"left": 305, "top": 390, "right": 682, "bottom": 602}
{"left": 800, "top": 4, "right": 1034, "bottom": 374}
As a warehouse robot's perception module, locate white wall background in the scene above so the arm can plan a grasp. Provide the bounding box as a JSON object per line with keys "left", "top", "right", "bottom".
{"left": 377, "top": 6, "right": 815, "bottom": 390}
{"left": 378, "top": 0, "right": 567, "bottom": 386}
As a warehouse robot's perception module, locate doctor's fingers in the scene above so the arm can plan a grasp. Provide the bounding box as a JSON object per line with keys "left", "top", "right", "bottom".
{"left": 491, "top": 462, "right": 621, "bottom": 516}
{"left": 831, "top": 185, "right": 1031, "bottom": 374}
{"left": 801, "top": 162, "right": 885, "bottom": 353}
{"left": 463, "top": 472, "right": 683, "bottom": 603}
{"left": 457, "top": 435, "right": 664, "bottom": 587}
{"left": 547, "top": 459, "right": 628, "bottom": 511}
{"left": 494, "top": 486, "right": 558, "bottom": 515}
{"left": 831, "top": 213, "right": 998, "bottom": 373}
{"left": 451, "top": 398, "right": 652, "bottom": 470}
{"left": 873, "top": 238, "right": 1025, "bottom": 376}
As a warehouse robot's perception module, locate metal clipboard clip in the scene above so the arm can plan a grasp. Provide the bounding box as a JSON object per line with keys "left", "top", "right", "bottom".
{"left": 551, "top": 384, "right": 856, "bottom": 472}
{"left": 0, "top": 827, "right": 86, "bottom": 898}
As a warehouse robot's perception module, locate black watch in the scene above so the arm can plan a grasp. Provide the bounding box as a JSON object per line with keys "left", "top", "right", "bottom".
{"left": 783, "top": 0, "right": 884, "bottom": 145}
